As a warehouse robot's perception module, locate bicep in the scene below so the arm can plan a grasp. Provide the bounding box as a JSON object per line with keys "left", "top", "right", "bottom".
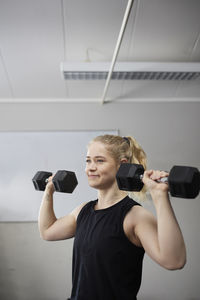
{"left": 43, "top": 214, "right": 76, "bottom": 241}
{"left": 43, "top": 202, "right": 87, "bottom": 241}
{"left": 134, "top": 209, "right": 162, "bottom": 266}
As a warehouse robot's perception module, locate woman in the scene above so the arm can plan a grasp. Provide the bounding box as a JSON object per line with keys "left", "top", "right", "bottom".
{"left": 38, "top": 134, "right": 186, "bottom": 300}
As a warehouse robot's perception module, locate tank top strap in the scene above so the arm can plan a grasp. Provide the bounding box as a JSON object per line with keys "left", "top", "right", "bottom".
{"left": 76, "top": 200, "right": 96, "bottom": 226}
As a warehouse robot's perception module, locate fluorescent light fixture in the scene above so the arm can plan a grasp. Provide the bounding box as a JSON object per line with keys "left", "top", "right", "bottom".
{"left": 60, "top": 62, "right": 200, "bottom": 80}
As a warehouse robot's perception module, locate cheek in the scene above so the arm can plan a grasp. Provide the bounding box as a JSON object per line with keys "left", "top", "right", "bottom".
{"left": 103, "top": 167, "right": 116, "bottom": 178}
{"left": 85, "top": 165, "right": 88, "bottom": 174}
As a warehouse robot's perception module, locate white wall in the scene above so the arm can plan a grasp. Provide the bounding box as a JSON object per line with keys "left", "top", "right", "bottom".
{"left": 0, "top": 101, "right": 200, "bottom": 300}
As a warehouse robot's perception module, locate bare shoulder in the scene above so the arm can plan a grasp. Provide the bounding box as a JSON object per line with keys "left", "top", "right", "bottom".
{"left": 41, "top": 202, "right": 89, "bottom": 241}
{"left": 125, "top": 204, "right": 154, "bottom": 223}
{"left": 70, "top": 201, "right": 88, "bottom": 220}
{"left": 123, "top": 204, "right": 156, "bottom": 247}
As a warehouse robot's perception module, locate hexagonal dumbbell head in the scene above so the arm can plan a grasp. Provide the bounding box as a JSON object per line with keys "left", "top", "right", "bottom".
{"left": 52, "top": 170, "right": 78, "bottom": 193}
{"left": 32, "top": 171, "right": 53, "bottom": 191}
{"left": 116, "top": 163, "right": 145, "bottom": 192}
{"left": 168, "top": 166, "right": 200, "bottom": 198}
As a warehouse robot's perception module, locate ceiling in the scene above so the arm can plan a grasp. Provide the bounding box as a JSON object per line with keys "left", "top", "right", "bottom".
{"left": 0, "top": 0, "right": 200, "bottom": 103}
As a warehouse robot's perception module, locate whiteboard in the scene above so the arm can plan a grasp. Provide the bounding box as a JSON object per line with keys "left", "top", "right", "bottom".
{"left": 0, "top": 130, "right": 117, "bottom": 221}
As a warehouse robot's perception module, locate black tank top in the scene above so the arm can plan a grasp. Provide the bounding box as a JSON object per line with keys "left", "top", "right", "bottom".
{"left": 70, "top": 196, "right": 145, "bottom": 300}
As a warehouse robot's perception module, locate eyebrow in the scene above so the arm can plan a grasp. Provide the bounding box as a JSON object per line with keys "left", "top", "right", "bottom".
{"left": 86, "top": 156, "right": 106, "bottom": 159}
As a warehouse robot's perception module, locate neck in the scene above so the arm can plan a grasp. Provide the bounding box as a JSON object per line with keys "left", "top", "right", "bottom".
{"left": 96, "top": 184, "right": 128, "bottom": 210}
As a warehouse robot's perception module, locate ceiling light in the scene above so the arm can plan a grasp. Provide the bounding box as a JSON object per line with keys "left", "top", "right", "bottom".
{"left": 60, "top": 62, "right": 200, "bottom": 81}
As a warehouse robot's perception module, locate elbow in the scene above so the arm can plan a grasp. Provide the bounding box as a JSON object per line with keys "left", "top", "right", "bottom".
{"left": 40, "top": 231, "right": 52, "bottom": 241}
{"left": 178, "top": 259, "right": 187, "bottom": 270}
{"left": 40, "top": 232, "right": 47, "bottom": 241}
{"left": 163, "top": 257, "right": 187, "bottom": 271}
{"left": 161, "top": 245, "right": 187, "bottom": 271}
{"left": 176, "top": 256, "right": 187, "bottom": 270}
{"left": 178, "top": 255, "right": 187, "bottom": 270}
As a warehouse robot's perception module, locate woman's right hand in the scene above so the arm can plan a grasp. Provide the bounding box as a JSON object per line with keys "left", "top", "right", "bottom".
{"left": 45, "top": 175, "right": 55, "bottom": 194}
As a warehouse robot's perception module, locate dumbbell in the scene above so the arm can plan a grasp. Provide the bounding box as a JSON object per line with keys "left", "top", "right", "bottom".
{"left": 32, "top": 170, "right": 78, "bottom": 193}
{"left": 116, "top": 163, "right": 200, "bottom": 199}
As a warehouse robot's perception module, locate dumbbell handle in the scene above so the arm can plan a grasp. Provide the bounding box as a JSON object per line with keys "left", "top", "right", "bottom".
{"left": 139, "top": 174, "right": 168, "bottom": 183}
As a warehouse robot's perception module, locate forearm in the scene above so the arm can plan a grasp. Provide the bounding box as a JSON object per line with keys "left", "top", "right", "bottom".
{"left": 152, "top": 190, "right": 186, "bottom": 269}
{"left": 38, "top": 189, "right": 57, "bottom": 239}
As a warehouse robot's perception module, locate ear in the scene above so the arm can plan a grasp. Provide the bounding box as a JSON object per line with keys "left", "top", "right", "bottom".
{"left": 120, "top": 158, "right": 128, "bottom": 164}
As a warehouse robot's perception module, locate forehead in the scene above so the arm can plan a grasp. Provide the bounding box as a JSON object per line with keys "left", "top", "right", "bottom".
{"left": 87, "top": 142, "right": 110, "bottom": 157}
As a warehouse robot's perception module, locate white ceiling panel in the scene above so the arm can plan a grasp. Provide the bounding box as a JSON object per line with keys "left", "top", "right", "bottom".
{"left": 190, "top": 33, "right": 200, "bottom": 60}
{"left": 66, "top": 80, "right": 106, "bottom": 98}
{"left": 66, "top": 79, "right": 124, "bottom": 100}
{"left": 63, "top": 0, "right": 127, "bottom": 61}
{"left": 175, "top": 79, "right": 200, "bottom": 98}
{"left": 0, "top": 0, "right": 66, "bottom": 98}
{"left": 0, "top": 53, "right": 12, "bottom": 97}
{"left": 119, "top": 80, "right": 179, "bottom": 99}
{"left": 127, "top": 0, "right": 200, "bottom": 61}
{"left": 0, "top": 0, "right": 199, "bottom": 101}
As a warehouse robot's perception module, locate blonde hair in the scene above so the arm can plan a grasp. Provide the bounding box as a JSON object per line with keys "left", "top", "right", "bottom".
{"left": 89, "top": 134, "right": 147, "bottom": 201}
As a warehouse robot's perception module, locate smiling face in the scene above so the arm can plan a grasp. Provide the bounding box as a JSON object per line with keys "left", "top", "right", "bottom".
{"left": 85, "top": 142, "right": 120, "bottom": 190}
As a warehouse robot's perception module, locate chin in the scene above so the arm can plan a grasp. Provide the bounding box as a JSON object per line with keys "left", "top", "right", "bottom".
{"left": 87, "top": 180, "right": 99, "bottom": 188}
{"left": 88, "top": 181, "right": 104, "bottom": 190}
{"left": 88, "top": 181, "right": 113, "bottom": 190}
{"left": 89, "top": 181, "right": 101, "bottom": 187}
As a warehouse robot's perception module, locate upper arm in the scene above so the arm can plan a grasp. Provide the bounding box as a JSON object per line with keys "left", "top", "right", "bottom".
{"left": 125, "top": 206, "right": 162, "bottom": 266}
{"left": 133, "top": 207, "right": 163, "bottom": 266}
{"left": 43, "top": 202, "right": 87, "bottom": 241}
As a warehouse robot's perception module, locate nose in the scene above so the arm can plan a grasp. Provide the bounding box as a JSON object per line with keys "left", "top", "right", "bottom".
{"left": 89, "top": 161, "right": 97, "bottom": 170}
{"left": 86, "top": 161, "right": 97, "bottom": 172}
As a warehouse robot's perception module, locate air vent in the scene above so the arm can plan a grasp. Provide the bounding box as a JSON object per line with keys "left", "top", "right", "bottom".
{"left": 60, "top": 62, "right": 200, "bottom": 81}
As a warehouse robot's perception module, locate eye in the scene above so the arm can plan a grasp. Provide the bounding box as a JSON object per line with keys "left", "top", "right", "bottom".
{"left": 86, "top": 159, "right": 91, "bottom": 163}
{"left": 97, "top": 159, "right": 104, "bottom": 163}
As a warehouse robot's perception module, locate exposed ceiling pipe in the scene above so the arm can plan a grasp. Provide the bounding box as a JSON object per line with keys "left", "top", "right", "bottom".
{"left": 101, "top": 0, "right": 134, "bottom": 105}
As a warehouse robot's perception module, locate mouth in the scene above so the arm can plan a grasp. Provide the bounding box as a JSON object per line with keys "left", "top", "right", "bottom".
{"left": 88, "top": 175, "right": 99, "bottom": 178}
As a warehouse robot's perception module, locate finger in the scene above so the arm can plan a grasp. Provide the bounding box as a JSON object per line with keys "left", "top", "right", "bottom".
{"left": 142, "top": 170, "right": 155, "bottom": 184}
{"left": 150, "top": 171, "right": 169, "bottom": 183}
{"left": 160, "top": 171, "right": 169, "bottom": 177}
{"left": 143, "top": 170, "right": 153, "bottom": 177}
{"left": 46, "top": 175, "right": 53, "bottom": 184}
{"left": 149, "top": 170, "right": 165, "bottom": 181}
{"left": 149, "top": 170, "right": 159, "bottom": 180}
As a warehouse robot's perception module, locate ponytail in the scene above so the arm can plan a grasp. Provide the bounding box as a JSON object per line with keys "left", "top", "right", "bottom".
{"left": 126, "top": 136, "right": 147, "bottom": 201}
